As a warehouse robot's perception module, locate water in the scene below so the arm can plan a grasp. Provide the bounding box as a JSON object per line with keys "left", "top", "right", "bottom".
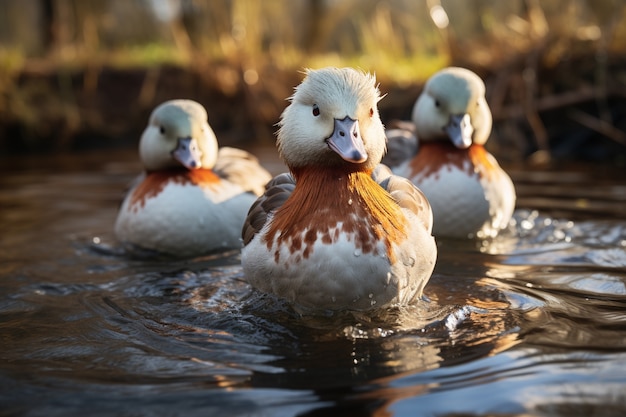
{"left": 1, "top": 150, "right": 625, "bottom": 416}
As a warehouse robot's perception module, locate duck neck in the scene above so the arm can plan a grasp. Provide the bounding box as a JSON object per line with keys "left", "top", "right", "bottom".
{"left": 290, "top": 165, "right": 366, "bottom": 184}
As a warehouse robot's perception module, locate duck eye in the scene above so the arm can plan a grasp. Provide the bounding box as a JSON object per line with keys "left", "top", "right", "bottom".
{"left": 312, "top": 104, "right": 320, "bottom": 117}
{"left": 369, "top": 107, "right": 374, "bottom": 117}
{"left": 434, "top": 100, "right": 441, "bottom": 108}
{"left": 159, "top": 126, "right": 166, "bottom": 134}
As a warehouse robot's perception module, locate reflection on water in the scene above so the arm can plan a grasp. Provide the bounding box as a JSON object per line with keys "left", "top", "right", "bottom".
{"left": 0, "top": 150, "right": 625, "bottom": 416}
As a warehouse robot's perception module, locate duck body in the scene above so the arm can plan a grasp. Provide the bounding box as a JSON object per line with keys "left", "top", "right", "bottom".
{"left": 242, "top": 67, "right": 436, "bottom": 312}
{"left": 384, "top": 67, "right": 516, "bottom": 239}
{"left": 392, "top": 141, "right": 515, "bottom": 239}
{"left": 115, "top": 100, "right": 271, "bottom": 257}
{"left": 243, "top": 166, "right": 436, "bottom": 311}
{"left": 115, "top": 159, "right": 259, "bottom": 257}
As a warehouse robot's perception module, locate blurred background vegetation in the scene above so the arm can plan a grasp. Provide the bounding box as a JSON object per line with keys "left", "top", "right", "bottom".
{"left": 0, "top": 0, "right": 625, "bottom": 164}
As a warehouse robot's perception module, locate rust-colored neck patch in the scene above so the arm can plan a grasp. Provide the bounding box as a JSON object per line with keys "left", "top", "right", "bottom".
{"left": 129, "top": 168, "right": 220, "bottom": 209}
{"left": 409, "top": 142, "right": 498, "bottom": 181}
{"left": 265, "top": 166, "right": 408, "bottom": 263}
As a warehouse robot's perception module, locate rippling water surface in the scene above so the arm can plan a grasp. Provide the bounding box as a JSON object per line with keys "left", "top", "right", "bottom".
{"left": 1, "top": 150, "right": 625, "bottom": 416}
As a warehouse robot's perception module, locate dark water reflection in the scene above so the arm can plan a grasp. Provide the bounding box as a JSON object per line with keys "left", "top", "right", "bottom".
{"left": 1, "top": 150, "right": 625, "bottom": 416}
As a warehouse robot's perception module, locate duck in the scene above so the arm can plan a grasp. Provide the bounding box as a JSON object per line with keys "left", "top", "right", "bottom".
{"left": 115, "top": 99, "right": 272, "bottom": 258}
{"left": 383, "top": 67, "right": 516, "bottom": 239}
{"left": 241, "top": 67, "right": 437, "bottom": 313}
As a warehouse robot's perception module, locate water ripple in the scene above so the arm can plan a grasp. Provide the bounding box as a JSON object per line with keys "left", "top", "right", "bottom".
{"left": 2, "top": 157, "right": 626, "bottom": 415}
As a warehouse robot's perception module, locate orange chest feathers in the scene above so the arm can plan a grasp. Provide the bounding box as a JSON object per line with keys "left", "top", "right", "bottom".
{"left": 410, "top": 142, "right": 500, "bottom": 181}
{"left": 264, "top": 167, "right": 408, "bottom": 263}
{"left": 129, "top": 168, "right": 221, "bottom": 208}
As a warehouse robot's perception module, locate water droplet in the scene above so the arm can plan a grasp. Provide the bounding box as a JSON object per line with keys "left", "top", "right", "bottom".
{"left": 368, "top": 293, "right": 373, "bottom": 299}
{"left": 331, "top": 296, "right": 336, "bottom": 302}
{"left": 348, "top": 198, "right": 353, "bottom": 205}
{"left": 353, "top": 249, "right": 361, "bottom": 257}
{"left": 370, "top": 300, "right": 377, "bottom": 306}
{"left": 92, "top": 237, "right": 101, "bottom": 244}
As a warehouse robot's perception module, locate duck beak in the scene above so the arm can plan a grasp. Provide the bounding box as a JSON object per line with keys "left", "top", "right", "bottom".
{"left": 445, "top": 114, "right": 473, "bottom": 149}
{"left": 326, "top": 116, "right": 368, "bottom": 163}
{"left": 171, "top": 136, "right": 203, "bottom": 169}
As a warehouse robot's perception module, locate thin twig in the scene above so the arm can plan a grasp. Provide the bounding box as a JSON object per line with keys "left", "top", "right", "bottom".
{"left": 568, "top": 108, "right": 626, "bottom": 145}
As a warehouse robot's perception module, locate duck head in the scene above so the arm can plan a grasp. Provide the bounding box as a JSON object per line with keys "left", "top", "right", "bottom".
{"left": 411, "top": 67, "right": 492, "bottom": 149}
{"left": 139, "top": 100, "right": 219, "bottom": 171}
{"left": 277, "top": 67, "right": 386, "bottom": 172}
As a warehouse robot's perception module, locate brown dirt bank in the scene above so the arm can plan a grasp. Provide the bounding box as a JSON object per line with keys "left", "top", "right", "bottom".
{"left": 1, "top": 56, "right": 626, "bottom": 165}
